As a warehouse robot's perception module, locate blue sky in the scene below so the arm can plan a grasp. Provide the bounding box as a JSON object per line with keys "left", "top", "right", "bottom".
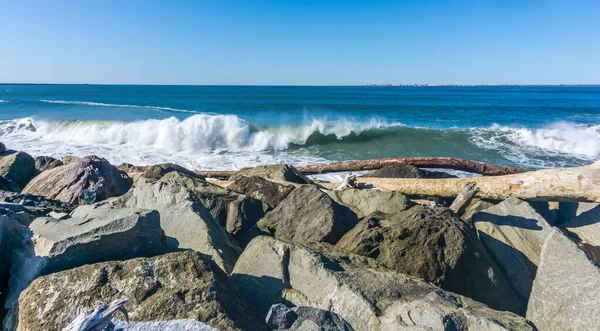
{"left": 1, "top": 0, "right": 598, "bottom": 85}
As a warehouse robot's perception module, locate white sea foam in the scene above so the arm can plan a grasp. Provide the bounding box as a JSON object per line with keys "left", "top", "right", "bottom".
{"left": 39, "top": 100, "right": 199, "bottom": 114}
{"left": 468, "top": 122, "right": 600, "bottom": 167}
{"left": 0, "top": 100, "right": 8, "bottom": 103}
{"left": 0, "top": 115, "right": 393, "bottom": 170}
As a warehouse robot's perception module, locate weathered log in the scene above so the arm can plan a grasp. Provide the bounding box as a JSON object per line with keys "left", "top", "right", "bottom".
{"left": 194, "top": 157, "right": 525, "bottom": 179}
{"left": 354, "top": 161, "right": 600, "bottom": 203}
{"left": 63, "top": 298, "right": 128, "bottom": 331}
{"left": 298, "top": 157, "right": 525, "bottom": 176}
{"left": 449, "top": 182, "right": 479, "bottom": 214}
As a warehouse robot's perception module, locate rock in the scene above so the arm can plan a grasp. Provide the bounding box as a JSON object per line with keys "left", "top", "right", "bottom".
{"left": 33, "top": 156, "right": 63, "bottom": 172}
{"left": 364, "top": 164, "right": 457, "bottom": 179}
{"left": 337, "top": 205, "right": 524, "bottom": 315}
{"left": 266, "top": 304, "right": 298, "bottom": 330}
{"left": 266, "top": 304, "right": 354, "bottom": 331}
{"left": 105, "top": 172, "right": 243, "bottom": 273}
{"left": 47, "top": 211, "right": 69, "bottom": 219}
{"left": 560, "top": 203, "right": 600, "bottom": 258}
{"left": 22, "top": 155, "right": 133, "bottom": 205}
{"left": 61, "top": 155, "right": 81, "bottom": 164}
{"left": 109, "top": 319, "right": 219, "bottom": 331}
{"left": 0, "top": 176, "right": 19, "bottom": 192}
{"left": 228, "top": 175, "right": 295, "bottom": 208}
{"left": 232, "top": 236, "right": 536, "bottom": 331}
{"left": 472, "top": 197, "right": 552, "bottom": 304}
{"left": 13, "top": 251, "right": 267, "bottom": 331}
{"left": 527, "top": 228, "right": 600, "bottom": 330}
{"left": 460, "top": 198, "right": 495, "bottom": 225}
{"left": 0, "top": 215, "right": 28, "bottom": 308}
{"left": 327, "top": 189, "right": 412, "bottom": 217}
{"left": 4, "top": 207, "right": 167, "bottom": 322}
{"left": 256, "top": 185, "right": 357, "bottom": 245}
{"left": 2, "top": 194, "right": 74, "bottom": 222}
{"left": 118, "top": 163, "right": 206, "bottom": 184}
{"left": 0, "top": 151, "right": 36, "bottom": 190}
{"left": 165, "top": 172, "right": 267, "bottom": 238}
{"left": 0, "top": 142, "right": 5, "bottom": 154}
{"left": 231, "top": 164, "right": 312, "bottom": 184}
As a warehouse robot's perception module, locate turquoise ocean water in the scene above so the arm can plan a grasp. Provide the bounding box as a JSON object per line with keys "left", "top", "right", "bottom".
{"left": 1, "top": 85, "right": 599, "bottom": 175}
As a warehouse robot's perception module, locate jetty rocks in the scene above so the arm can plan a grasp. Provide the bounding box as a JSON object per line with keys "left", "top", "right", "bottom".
{"left": 0, "top": 147, "right": 597, "bottom": 330}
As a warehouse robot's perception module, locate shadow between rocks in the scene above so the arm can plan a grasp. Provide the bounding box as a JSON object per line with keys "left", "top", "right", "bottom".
{"left": 474, "top": 212, "right": 543, "bottom": 230}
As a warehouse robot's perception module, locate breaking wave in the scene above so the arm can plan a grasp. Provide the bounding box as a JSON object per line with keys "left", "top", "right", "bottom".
{"left": 39, "top": 100, "right": 198, "bottom": 114}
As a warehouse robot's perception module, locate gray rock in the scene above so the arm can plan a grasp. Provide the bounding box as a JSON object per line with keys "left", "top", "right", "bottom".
{"left": 290, "top": 307, "right": 354, "bottom": 331}
{"left": 228, "top": 175, "right": 295, "bottom": 208}
{"left": 118, "top": 162, "right": 206, "bottom": 184}
{"left": 232, "top": 236, "right": 536, "bottom": 331}
{"left": 460, "top": 198, "right": 495, "bottom": 225}
{"left": 266, "top": 304, "right": 298, "bottom": 330}
{"left": 231, "top": 164, "right": 312, "bottom": 184}
{"left": 4, "top": 207, "right": 167, "bottom": 323}
{"left": 364, "top": 164, "right": 457, "bottom": 179}
{"left": 22, "top": 155, "right": 132, "bottom": 205}
{"left": 473, "top": 197, "right": 552, "bottom": 303}
{"left": 13, "top": 251, "right": 267, "bottom": 331}
{"left": 105, "top": 172, "right": 243, "bottom": 273}
{"left": 559, "top": 203, "right": 600, "bottom": 262}
{"left": 337, "top": 206, "right": 524, "bottom": 315}
{"left": 33, "top": 155, "right": 63, "bottom": 172}
{"left": 109, "top": 319, "right": 218, "bottom": 331}
{"left": 527, "top": 228, "right": 600, "bottom": 331}
{"left": 61, "top": 155, "right": 81, "bottom": 164}
{"left": 327, "top": 189, "right": 412, "bottom": 217}
{"left": 0, "top": 151, "right": 36, "bottom": 191}
{"left": 256, "top": 185, "right": 357, "bottom": 245}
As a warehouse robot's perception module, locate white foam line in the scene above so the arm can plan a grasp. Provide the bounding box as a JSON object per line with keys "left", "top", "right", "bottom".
{"left": 39, "top": 99, "right": 199, "bottom": 114}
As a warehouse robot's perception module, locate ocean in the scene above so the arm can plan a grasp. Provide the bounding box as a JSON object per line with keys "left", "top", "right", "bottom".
{"left": 1, "top": 84, "right": 599, "bottom": 178}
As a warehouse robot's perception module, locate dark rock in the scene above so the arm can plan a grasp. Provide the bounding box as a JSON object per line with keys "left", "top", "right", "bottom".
{"left": 231, "top": 164, "right": 312, "bottom": 184}
{"left": 119, "top": 163, "right": 206, "bottom": 183}
{"left": 0, "top": 176, "right": 19, "bottom": 192}
{"left": 33, "top": 156, "right": 63, "bottom": 172}
{"left": 22, "top": 155, "right": 132, "bottom": 204}
{"left": 231, "top": 236, "right": 536, "bottom": 331}
{"left": 336, "top": 205, "right": 524, "bottom": 315}
{"left": 2, "top": 194, "right": 74, "bottom": 221}
{"left": 364, "top": 163, "right": 457, "bottom": 179}
{"left": 0, "top": 142, "right": 5, "bottom": 154}
{"left": 228, "top": 175, "right": 295, "bottom": 208}
{"left": 0, "top": 215, "right": 28, "bottom": 312}
{"left": 0, "top": 151, "right": 36, "bottom": 191}
{"left": 13, "top": 251, "right": 268, "bottom": 331}
{"left": 256, "top": 185, "right": 358, "bottom": 245}
{"left": 266, "top": 304, "right": 298, "bottom": 330}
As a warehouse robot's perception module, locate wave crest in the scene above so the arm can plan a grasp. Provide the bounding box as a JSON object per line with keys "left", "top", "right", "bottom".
{"left": 39, "top": 100, "right": 198, "bottom": 114}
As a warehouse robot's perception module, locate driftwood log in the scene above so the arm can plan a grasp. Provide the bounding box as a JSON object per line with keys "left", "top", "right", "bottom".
{"left": 354, "top": 161, "right": 600, "bottom": 203}
{"left": 449, "top": 182, "right": 479, "bottom": 214}
{"left": 195, "top": 157, "right": 525, "bottom": 179}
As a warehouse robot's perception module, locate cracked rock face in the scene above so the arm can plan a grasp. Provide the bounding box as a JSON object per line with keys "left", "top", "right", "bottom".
{"left": 231, "top": 236, "right": 536, "bottom": 331}
{"left": 527, "top": 228, "right": 600, "bottom": 331}
{"left": 13, "top": 251, "right": 268, "bottom": 331}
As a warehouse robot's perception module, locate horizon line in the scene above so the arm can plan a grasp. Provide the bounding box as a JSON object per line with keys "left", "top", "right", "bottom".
{"left": 1, "top": 83, "right": 599, "bottom": 87}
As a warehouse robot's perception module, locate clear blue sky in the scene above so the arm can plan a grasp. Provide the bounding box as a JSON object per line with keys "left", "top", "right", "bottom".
{"left": 1, "top": 0, "right": 598, "bottom": 85}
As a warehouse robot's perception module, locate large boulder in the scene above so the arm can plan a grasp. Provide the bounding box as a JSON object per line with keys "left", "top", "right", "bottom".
{"left": 327, "top": 189, "right": 412, "bottom": 217}
{"left": 256, "top": 185, "right": 357, "bottom": 245}
{"left": 4, "top": 207, "right": 167, "bottom": 325}
{"left": 231, "top": 164, "right": 312, "bottom": 184}
{"left": 232, "top": 236, "right": 536, "bottom": 331}
{"left": 22, "top": 156, "right": 132, "bottom": 205}
{"left": 0, "top": 142, "right": 5, "bottom": 154}
{"left": 0, "top": 151, "right": 36, "bottom": 191}
{"left": 472, "top": 197, "right": 552, "bottom": 303}
{"left": 13, "top": 251, "right": 268, "bottom": 331}
{"left": 0, "top": 215, "right": 28, "bottom": 305}
{"left": 33, "top": 156, "right": 63, "bottom": 173}
{"left": 527, "top": 228, "right": 600, "bottom": 330}
{"left": 337, "top": 206, "right": 524, "bottom": 315}
{"left": 364, "top": 164, "right": 457, "bottom": 179}
{"left": 228, "top": 175, "right": 295, "bottom": 208}
{"left": 105, "top": 172, "right": 243, "bottom": 273}
{"left": 164, "top": 172, "right": 267, "bottom": 238}
{"left": 118, "top": 162, "right": 206, "bottom": 184}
